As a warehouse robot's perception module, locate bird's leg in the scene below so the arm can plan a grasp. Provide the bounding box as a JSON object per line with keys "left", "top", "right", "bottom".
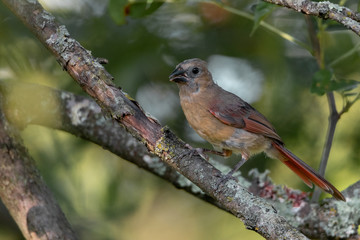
{"left": 225, "top": 156, "right": 247, "bottom": 176}
{"left": 216, "top": 154, "right": 249, "bottom": 190}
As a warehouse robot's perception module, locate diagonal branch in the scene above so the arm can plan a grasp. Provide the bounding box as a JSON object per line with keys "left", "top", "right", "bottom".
{"left": 1, "top": 0, "right": 308, "bottom": 238}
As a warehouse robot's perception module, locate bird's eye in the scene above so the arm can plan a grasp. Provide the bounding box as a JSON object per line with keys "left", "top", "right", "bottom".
{"left": 192, "top": 67, "right": 200, "bottom": 75}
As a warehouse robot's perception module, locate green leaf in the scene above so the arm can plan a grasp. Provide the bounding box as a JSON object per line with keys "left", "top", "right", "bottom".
{"left": 250, "top": 2, "right": 276, "bottom": 36}
{"left": 311, "top": 69, "right": 332, "bottom": 95}
{"left": 108, "top": 0, "right": 164, "bottom": 25}
{"left": 108, "top": 0, "right": 128, "bottom": 25}
{"left": 311, "top": 69, "right": 360, "bottom": 95}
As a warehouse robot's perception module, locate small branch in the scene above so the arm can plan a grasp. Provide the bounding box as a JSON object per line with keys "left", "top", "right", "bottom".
{"left": 318, "top": 93, "right": 339, "bottom": 177}
{"left": 312, "top": 92, "right": 340, "bottom": 202}
{"left": 339, "top": 93, "right": 360, "bottom": 116}
{"left": 0, "top": 99, "right": 77, "bottom": 239}
{"left": 263, "top": 0, "right": 360, "bottom": 36}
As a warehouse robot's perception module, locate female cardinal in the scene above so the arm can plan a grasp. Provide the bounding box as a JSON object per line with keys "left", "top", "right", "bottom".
{"left": 169, "top": 58, "right": 345, "bottom": 201}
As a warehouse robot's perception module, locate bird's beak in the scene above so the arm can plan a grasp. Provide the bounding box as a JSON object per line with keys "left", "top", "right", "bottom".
{"left": 169, "top": 68, "right": 188, "bottom": 83}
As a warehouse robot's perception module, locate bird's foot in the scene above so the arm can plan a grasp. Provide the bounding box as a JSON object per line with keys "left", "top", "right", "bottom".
{"left": 216, "top": 172, "right": 235, "bottom": 189}
{"left": 216, "top": 157, "right": 247, "bottom": 191}
{"left": 184, "top": 144, "right": 210, "bottom": 161}
{"left": 174, "top": 144, "right": 210, "bottom": 161}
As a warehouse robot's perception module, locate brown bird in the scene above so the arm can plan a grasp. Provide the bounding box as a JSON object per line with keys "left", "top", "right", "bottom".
{"left": 169, "top": 58, "right": 345, "bottom": 201}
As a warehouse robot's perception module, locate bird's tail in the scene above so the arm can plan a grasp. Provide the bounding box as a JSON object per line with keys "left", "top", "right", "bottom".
{"left": 268, "top": 141, "right": 345, "bottom": 201}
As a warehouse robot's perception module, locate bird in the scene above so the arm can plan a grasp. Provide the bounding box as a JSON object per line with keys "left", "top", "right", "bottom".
{"left": 169, "top": 58, "right": 345, "bottom": 201}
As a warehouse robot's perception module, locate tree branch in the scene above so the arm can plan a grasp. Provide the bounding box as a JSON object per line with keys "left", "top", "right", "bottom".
{"left": 0, "top": 97, "right": 77, "bottom": 239}
{"left": 298, "top": 180, "right": 360, "bottom": 239}
{"left": 263, "top": 0, "right": 360, "bottom": 36}
{"left": 0, "top": 80, "right": 218, "bottom": 210}
{"left": 1, "top": 0, "right": 309, "bottom": 238}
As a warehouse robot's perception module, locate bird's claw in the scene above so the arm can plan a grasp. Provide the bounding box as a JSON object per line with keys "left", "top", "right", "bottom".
{"left": 216, "top": 171, "right": 236, "bottom": 192}
{"left": 216, "top": 159, "right": 246, "bottom": 191}
{"left": 175, "top": 144, "right": 210, "bottom": 161}
{"left": 184, "top": 144, "right": 210, "bottom": 161}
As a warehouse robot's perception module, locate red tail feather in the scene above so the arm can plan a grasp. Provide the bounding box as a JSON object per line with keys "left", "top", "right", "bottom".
{"left": 270, "top": 141, "right": 345, "bottom": 201}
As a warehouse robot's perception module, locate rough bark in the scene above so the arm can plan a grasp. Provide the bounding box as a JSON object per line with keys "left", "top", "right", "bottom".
{"left": 263, "top": 0, "right": 360, "bottom": 36}
{"left": 0, "top": 96, "right": 77, "bottom": 239}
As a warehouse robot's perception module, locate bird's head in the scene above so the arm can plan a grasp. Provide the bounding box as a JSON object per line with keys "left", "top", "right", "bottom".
{"left": 169, "top": 58, "right": 214, "bottom": 92}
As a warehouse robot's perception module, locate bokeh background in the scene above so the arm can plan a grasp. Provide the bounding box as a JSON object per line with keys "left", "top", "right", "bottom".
{"left": 1, "top": 0, "right": 360, "bottom": 239}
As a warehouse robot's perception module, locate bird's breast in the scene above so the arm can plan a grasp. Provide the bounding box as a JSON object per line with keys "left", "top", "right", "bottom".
{"left": 179, "top": 93, "right": 235, "bottom": 146}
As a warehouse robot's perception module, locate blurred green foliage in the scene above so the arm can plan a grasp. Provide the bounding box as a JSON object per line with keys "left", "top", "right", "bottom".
{"left": 1, "top": 0, "right": 360, "bottom": 239}
{"left": 108, "top": 0, "right": 164, "bottom": 25}
{"left": 311, "top": 69, "right": 360, "bottom": 95}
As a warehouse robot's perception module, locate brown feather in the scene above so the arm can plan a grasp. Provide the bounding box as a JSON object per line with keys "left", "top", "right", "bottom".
{"left": 270, "top": 141, "right": 345, "bottom": 201}
{"left": 208, "top": 86, "right": 282, "bottom": 143}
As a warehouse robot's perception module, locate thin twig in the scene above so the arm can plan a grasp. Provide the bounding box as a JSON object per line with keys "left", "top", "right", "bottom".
{"left": 211, "top": 2, "right": 312, "bottom": 52}
{"left": 329, "top": 42, "right": 360, "bottom": 67}
{"left": 339, "top": 93, "right": 360, "bottom": 116}
{"left": 304, "top": 15, "right": 342, "bottom": 202}
{"left": 318, "top": 92, "right": 339, "bottom": 178}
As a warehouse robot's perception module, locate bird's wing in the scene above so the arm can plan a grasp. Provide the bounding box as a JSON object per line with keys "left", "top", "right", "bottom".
{"left": 208, "top": 95, "right": 282, "bottom": 142}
